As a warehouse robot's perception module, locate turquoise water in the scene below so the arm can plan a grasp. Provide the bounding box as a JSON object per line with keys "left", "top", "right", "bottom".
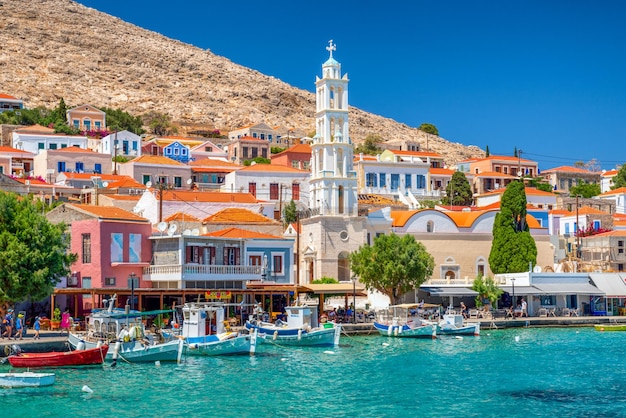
{"left": 1, "top": 327, "right": 625, "bottom": 417}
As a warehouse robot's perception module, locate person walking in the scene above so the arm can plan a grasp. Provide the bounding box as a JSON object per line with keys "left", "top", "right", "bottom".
{"left": 3, "top": 309, "right": 14, "bottom": 340}
{"left": 33, "top": 316, "right": 41, "bottom": 340}
{"left": 15, "top": 313, "right": 24, "bottom": 340}
{"left": 61, "top": 308, "right": 71, "bottom": 335}
{"left": 521, "top": 298, "right": 528, "bottom": 317}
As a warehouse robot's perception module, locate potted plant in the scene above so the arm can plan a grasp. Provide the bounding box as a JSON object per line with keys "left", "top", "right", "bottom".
{"left": 50, "top": 307, "right": 61, "bottom": 330}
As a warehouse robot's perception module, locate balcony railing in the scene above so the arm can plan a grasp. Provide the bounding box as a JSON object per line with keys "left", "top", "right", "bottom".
{"left": 143, "top": 264, "right": 263, "bottom": 282}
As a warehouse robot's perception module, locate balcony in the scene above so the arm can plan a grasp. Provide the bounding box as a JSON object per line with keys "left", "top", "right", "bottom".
{"left": 143, "top": 264, "right": 263, "bottom": 282}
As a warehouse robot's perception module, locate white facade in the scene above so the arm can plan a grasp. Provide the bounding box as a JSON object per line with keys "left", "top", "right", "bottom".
{"left": 100, "top": 130, "right": 142, "bottom": 158}
{"left": 12, "top": 129, "right": 87, "bottom": 155}
{"left": 309, "top": 41, "right": 358, "bottom": 217}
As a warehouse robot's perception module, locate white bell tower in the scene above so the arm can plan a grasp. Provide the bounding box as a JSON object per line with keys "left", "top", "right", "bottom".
{"left": 309, "top": 40, "right": 358, "bottom": 216}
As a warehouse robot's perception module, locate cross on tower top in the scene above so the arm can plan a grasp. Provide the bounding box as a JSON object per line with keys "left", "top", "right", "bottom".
{"left": 326, "top": 40, "right": 336, "bottom": 58}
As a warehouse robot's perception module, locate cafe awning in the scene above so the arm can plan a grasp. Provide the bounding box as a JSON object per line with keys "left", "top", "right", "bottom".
{"left": 531, "top": 282, "right": 604, "bottom": 295}
{"left": 420, "top": 286, "right": 478, "bottom": 296}
{"left": 590, "top": 273, "right": 626, "bottom": 298}
{"left": 300, "top": 283, "right": 368, "bottom": 296}
{"left": 499, "top": 286, "right": 541, "bottom": 294}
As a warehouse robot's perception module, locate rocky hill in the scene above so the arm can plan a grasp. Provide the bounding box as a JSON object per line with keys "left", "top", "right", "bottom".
{"left": 0, "top": 0, "right": 483, "bottom": 165}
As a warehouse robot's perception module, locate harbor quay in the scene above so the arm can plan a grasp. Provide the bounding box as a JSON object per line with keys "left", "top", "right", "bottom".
{"left": 3, "top": 313, "right": 626, "bottom": 358}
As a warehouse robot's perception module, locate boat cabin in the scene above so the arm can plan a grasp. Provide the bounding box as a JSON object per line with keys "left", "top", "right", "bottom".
{"left": 182, "top": 303, "right": 227, "bottom": 337}
{"left": 284, "top": 306, "right": 320, "bottom": 329}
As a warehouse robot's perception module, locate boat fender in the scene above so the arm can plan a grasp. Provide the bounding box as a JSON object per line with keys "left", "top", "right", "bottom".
{"left": 190, "top": 343, "right": 199, "bottom": 350}
{"left": 387, "top": 325, "right": 392, "bottom": 336}
{"left": 398, "top": 325, "right": 403, "bottom": 334}
{"left": 298, "top": 328, "right": 302, "bottom": 341}
{"left": 394, "top": 327, "right": 399, "bottom": 336}
{"left": 112, "top": 341, "right": 121, "bottom": 360}
{"left": 96, "top": 340, "right": 103, "bottom": 349}
{"left": 273, "top": 330, "right": 278, "bottom": 341}
{"left": 77, "top": 340, "right": 86, "bottom": 351}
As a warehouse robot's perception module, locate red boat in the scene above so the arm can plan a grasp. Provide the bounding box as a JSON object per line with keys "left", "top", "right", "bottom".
{"left": 8, "top": 345, "right": 109, "bottom": 368}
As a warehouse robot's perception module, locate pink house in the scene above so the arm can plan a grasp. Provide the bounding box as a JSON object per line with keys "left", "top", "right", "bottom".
{"left": 46, "top": 204, "right": 152, "bottom": 314}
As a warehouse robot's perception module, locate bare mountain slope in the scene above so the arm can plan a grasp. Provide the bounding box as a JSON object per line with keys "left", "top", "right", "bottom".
{"left": 0, "top": 0, "right": 483, "bottom": 164}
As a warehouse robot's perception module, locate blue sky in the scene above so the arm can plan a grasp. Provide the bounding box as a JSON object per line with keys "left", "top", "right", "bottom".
{"left": 77, "top": 1, "right": 626, "bottom": 170}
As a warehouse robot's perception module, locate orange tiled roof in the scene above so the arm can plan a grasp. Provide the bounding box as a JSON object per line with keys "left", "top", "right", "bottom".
{"left": 53, "top": 146, "right": 96, "bottom": 153}
{"left": 129, "top": 155, "right": 187, "bottom": 166}
{"left": 272, "top": 143, "right": 312, "bottom": 157}
{"left": 71, "top": 204, "right": 148, "bottom": 222}
{"left": 601, "top": 187, "right": 626, "bottom": 196}
{"left": 541, "top": 166, "right": 595, "bottom": 174}
{"left": 190, "top": 158, "right": 240, "bottom": 167}
{"left": 601, "top": 170, "right": 618, "bottom": 177}
{"left": 103, "top": 195, "right": 142, "bottom": 201}
{"left": 482, "top": 155, "right": 536, "bottom": 163}
{"left": 390, "top": 210, "right": 421, "bottom": 227}
{"left": 61, "top": 173, "right": 126, "bottom": 181}
{"left": 354, "top": 155, "right": 378, "bottom": 161}
{"left": 549, "top": 209, "right": 571, "bottom": 216}
{"left": 0, "top": 146, "right": 35, "bottom": 156}
{"left": 203, "top": 208, "right": 277, "bottom": 224}
{"left": 160, "top": 190, "right": 258, "bottom": 203}
{"left": 0, "top": 93, "right": 18, "bottom": 99}
{"left": 164, "top": 212, "right": 201, "bottom": 222}
{"left": 474, "top": 171, "right": 516, "bottom": 178}
{"left": 106, "top": 177, "right": 145, "bottom": 189}
{"left": 587, "top": 230, "right": 626, "bottom": 237}
{"left": 430, "top": 167, "right": 454, "bottom": 175}
{"left": 203, "top": 227, "right": 282, "bottom": 239}
{"left": 391, "top": 150, "right": 444, "bottom": 158}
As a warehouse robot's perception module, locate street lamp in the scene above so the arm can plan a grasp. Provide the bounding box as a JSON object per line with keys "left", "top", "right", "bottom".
{"left": 511, "top": 277, "right": 516, "bottom": 312}
{"left": 351, "top": 276, "right": 357, "bottom": 324}
{"left": 128, "top": 272, "right": 138, "bottom": 311}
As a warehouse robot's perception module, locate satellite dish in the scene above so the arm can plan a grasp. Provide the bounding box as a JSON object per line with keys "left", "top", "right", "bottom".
{"left": 533, "top": 265, "right": 542, "bottom": 273}
{"left": 146, "top": 181, "right": 152, "bottom": 188}
{"left": 183, "top": 229, "right": 192, "bottom": 236}
{"left": 517, "top": 170, "right": 523, "bottom": 177}
{"left": 157, "top": 221, "right": 168, "bottom": 232}
{"left": 168, "top": 223, "right": 178, "bottom": 233}
{"left": 191, "top": 228, "right": 200, "bottom": 236}
{"left": 186, "top": 178, "right": 192, "bottom": 185}
{"left": 102, "top": 181, "right": 109, "bottom": 188}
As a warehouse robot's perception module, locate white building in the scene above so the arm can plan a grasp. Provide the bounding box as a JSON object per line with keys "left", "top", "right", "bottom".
{"left": 100, "top": 130, "right": 142, "bottom": 160}
{"left": 12, "top": 124, "right": 88, "bottom": 155}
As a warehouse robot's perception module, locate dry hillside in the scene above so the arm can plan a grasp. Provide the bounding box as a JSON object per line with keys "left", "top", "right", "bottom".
{"left": 0, "top": 0, "right": 483, "bottom": 165}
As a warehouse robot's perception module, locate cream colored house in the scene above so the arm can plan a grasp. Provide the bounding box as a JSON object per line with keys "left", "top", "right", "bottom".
{"left": 33, "top": 146, "right": 112, "bottom": 179}
{"left": 66, "top": 104, "right": 106, "bottom": 131}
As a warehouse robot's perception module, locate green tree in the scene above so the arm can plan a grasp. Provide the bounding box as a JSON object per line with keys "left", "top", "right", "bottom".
{"left": 271, "top": 146, "right": 286, "bottom": 155}
{"left": 514, "top": 147, "right": 518, "bottom": 158}
{"left": 283, "top": 200, "right": 297, "bottom": 225}
{"left": 312, "top": 277, "right": 338, "bottom": 284}
{"left": 485, "top": 145, "right": 490, "bottom": 157}
{"left": 350, "top": 233, "right": 434, "bottom": 305}
{"left": 611, "top": 165, "right": 626, "bottom": 189}
{"left": 354, "top": 134, "right": 383, "bottom": 155}
{"left": 243, "top": 157, "right": 271, "bottom": 166}
{"left": 145, "top": 112, "right": 176, "bottom": 136}
{"left": 442, "top": 171, "right": 473, "bottom": 206}
{"left": 102, "top": 107, "right": 145, "bottom": 135}
{"left": 488, "top": 181, "right": 537, "bottom": 274}
{"left": 569, "top": 181, "right": 601, "bottom": 198}
{"left": 527, "top": 178, "right": 553, "bottom": 193}
{"left": 0, "top": 192, "right": 77, "bottom": 307}
{"left": 471, "top": 275, "right": 503, "bottom": 308}
{"left": 418, "top": 123, "right": 439, "bottom": 136}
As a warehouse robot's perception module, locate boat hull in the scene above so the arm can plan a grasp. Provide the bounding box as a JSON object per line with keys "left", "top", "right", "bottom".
{"left": 437, "top": 323, "right": 481, "bottom": 336}
{"left": 0, "top": 372, "right": 55, "bottom": 388}
{"left": 594, "top": 324, "right": 626, "bottom": 331}
{"left": 8, "top": 345, "right": 108, "bottom": 368}
{"left": 374, "top": 322, "right": 437, "bottom": 338}
{"left": 246, "top": 322, "right": 340, "bottom": 347}
{"left": 68, "top": 332, "right": 182, "bottom": 362}
{"left": 186, "top": 333, "right": 260, "bottom": 356}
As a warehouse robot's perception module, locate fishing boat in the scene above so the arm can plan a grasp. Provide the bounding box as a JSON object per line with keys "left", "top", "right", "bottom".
{"left": 182, "top": 302, "right": 261, "bottom": 356}
{"left": 436, "top": 314, "right": 480, "bottom": 336}
{"left": 245, "top": 305, "right": 341, "bottom": 347}
{"left": 8, "top": 345, "right": 108, "bottom": 368}
{"left": 594, "top": 323, "right": 626, "bottom": 331}
{"left": 67, "top": 294, "right": 184, "bottom": 363}
{"left": 373, "top": 304, "right": 437, "bottom": 338}
{"left": 0, "top": 372, "right": 55, "bottom": 388}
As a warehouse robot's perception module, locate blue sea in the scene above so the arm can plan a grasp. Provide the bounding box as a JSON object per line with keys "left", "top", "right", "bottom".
{"left": 1, "top": 327, "right": 625, "bottom": 417}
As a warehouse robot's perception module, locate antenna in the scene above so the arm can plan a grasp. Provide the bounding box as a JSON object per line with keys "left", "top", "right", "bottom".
{"left": 157, "top": 221, "right": 168, "bottom": 232}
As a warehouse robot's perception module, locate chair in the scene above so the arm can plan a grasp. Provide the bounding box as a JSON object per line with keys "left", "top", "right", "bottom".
{"left": 469, "top": 309, "right": 479, "bottom": 319}
{"left": 538, "top": 308, "right": 547, "bottom": 317}
{"left": 561, "top": 308, "right": 570, "bottom": 317}
{"left": 570, "top": 308, "right": 579, "bottom": 317}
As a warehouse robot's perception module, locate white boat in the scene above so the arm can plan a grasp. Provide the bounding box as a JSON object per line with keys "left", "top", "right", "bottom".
{"left": 68, "top": 295, "right": 184, "bottom": 364}
{"left": 373, "top": 304, "right": 437, "bottom": 338}
{"left": 436, "top": 314, "right": 480, "bottom": 336}
{"left": 0, "top": 372, "right": 55, "bottom": 388}
{"left": 245, "top": 305, "right": 341, "bottom": 347}
{"left": 182, "top": 302, "right": 261, "bottom": 356}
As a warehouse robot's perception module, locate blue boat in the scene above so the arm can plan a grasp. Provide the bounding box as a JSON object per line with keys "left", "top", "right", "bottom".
{"left": 436, "top": 314, "right": 480, "bottom": 336}
{"left": 182, "top": 302, "right": 261, "bottom": 356}
{"left": 245, "top": 305, "right": 341, "bottom": 347}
